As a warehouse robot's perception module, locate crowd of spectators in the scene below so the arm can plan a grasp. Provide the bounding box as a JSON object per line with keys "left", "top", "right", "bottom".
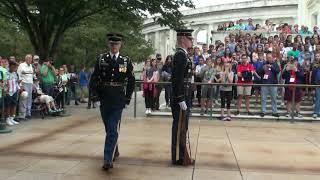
{"left": 216, "top": 19, "right": 320, "bottom": 36}
{"left": 142, "top": 27, "right": 320, "bottom": 121}
{"left": 0, "top": 55, "right": 94, "bottom": 126}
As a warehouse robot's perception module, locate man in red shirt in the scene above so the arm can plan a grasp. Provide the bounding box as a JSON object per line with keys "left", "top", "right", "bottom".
{"left": 236, "top": 54, "right": 255, "bottom": 115}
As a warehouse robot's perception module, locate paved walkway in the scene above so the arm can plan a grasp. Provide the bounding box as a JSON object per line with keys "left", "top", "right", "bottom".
{"left": 1, "top": 105, "right": 320, "bottom": 180}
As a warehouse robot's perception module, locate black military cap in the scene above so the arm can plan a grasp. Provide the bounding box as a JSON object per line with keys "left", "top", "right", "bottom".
{"left": 107, "top": 33, "right": 123, "bottom": 43}
{"left": 176, "top": 29, "right": 194, "bottom": 37}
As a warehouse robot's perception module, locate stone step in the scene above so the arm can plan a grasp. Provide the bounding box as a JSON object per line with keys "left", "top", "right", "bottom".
{"left": 157, "top": 108, "right": 315, "bottom": 116}
{"left": 149, "top": 112, "right": 320, "bottom": 122}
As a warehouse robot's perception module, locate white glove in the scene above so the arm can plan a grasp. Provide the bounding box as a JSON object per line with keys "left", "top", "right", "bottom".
{"left": 94, "top": 101, "right": 101, "bottom": 107}
{"left": 178, "top": 101, "right": 187, "bottom": 111}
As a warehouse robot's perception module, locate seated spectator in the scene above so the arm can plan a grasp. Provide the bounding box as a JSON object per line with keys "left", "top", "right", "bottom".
{"left": 5, "top": 61, "right": 21, "bottom": 125}
{"left": 282, "top": 57, "right": 304, "bottom": 118}
{"left": 258, "top": 52, "right": 280, "bottom": 117}
{"left": 199, "top": 57, "right": 216, "bottom": 115}
{"left": 218, "top": 62, "right": 234, "bottom": 121}
{"left": 236, "top": 54, "right": 255, "bottom": 116}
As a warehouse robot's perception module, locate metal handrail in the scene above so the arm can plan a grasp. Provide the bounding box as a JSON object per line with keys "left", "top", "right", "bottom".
{"left": 133, "top": 80, "right": 320, "bottom": 123}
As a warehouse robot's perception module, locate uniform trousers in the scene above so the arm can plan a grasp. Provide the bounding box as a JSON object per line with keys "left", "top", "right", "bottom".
{"left": 170, "top": 96, "right": 191, "bottom": 163}
{"left": 100, "top": 105, "right": 123, "bottom": 163}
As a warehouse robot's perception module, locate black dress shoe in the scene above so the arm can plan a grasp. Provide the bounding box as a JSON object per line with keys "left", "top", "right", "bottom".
{"left": 102, "top": 162, "right": 113, "bottom": 171}
{"left": 113, "top": 150, "right": 120, "bottom": 162}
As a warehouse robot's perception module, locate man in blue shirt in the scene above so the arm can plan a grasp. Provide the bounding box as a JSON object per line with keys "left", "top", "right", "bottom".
{"left": 258, "top": 52, "right": 280, "bottom": 117}
{"left": 245, "top": 18, "right": 255, "bottom": 31}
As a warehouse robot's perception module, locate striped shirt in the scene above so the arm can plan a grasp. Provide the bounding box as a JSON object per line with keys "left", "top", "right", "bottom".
{"left": 7, "top": 71, "right": 20, "bottom": 96}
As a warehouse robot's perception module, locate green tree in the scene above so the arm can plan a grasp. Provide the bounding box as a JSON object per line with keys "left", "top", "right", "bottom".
{"left": 0, "top": 0, "right": 194, "bottom": 61}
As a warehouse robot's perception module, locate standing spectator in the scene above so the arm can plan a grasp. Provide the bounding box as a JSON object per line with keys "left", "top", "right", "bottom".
{"left": 202, "top": 44, "right": 210, "bottom": 60}
{"left": 154, "top": 54, "right": 163, "bottom": 110}
{"left": 194, "top": 57, "right": 206, "bottom": 105}
{"left": 213, "top": 57, "right": 224, "bottom": 104}
{"left": 5, "top": 61, "right": 20, "bottom": 125}
{"left": 40, "top": 59, "right": 56, "bottom": 97}
{"left": 199, "top": 57, "right": 216, "bottom": 115}
{"left": 56, "top": 67, "right": 68, "bottom": 110}
{"left": 252, "top": 53, "right": 264, "bottom": 104}
{"left": 33, "top": 55, "right": 41, "bottom": 78}
{"left": 236, "top": 54, "right": 255, "bottom": 115}
{"left": 259, "top": 52, "right": 280, "bottom": 117}
{"left": 282, "top": 57, "right": 304, "bottom": 118}
{"left": 312, "top": 53, "right": 320, "bottom": 118}
{"left": 87, "top": 67, "right": 95, "bottom": 109}
{"left": 17, "top": 54, "right": 34, "bottom": 119}
{"left": 245, "top": 18, "right": 255, "bottom": 31}
{"left": 162, "top": 55, "right": 173, "bottom": 108}
{"left": 193, "top": 47, "right": 201, "bottom": 66}
{"left": 67, "top": 65, "right": 79, "bottom": 105}
{"left": 228, "top": 34, "right": 237, "bottom": 53}
{"left": 287, "top": 43, "right": 300, "bottom": 59}
{"left": 293, "top": 24, "right": 299, "bottom": 34}
{"left": 79, "top": 65, "right": 88, "bottom": 103}
{"left": 218, "top": 62, "right": 234, "bottom": 121}
{"left": 143, "top": 59, "right": 158, "bottom": 114}
{"left": 0, "top": 57, "right": 8, "bottom": 121}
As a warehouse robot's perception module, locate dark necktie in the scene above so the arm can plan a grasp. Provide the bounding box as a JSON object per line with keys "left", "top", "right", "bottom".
{"left": 112, "top": 55, "right": 116, "bottom": 61}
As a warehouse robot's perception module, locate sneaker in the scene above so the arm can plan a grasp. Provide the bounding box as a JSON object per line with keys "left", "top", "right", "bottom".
{"left": 235, "top": 111, "right": 240, "bottom": 116}
{"left": 219, "top": 116, "right": 225, "bottom": 121}
{"left": 272, "top": 113, "right": 280, "bottom": 118}
{"left": 247, "top": 111, "right": 254, "bottom": 116}
{"left": 260, "top": 113, "right": 265, "bottom": 117}
{"left": 148, "top": 109, "right": 152, "bottom": 114}
{"left": 313, "top": 114, "right": 317, "bottom": 119}
{"left": 285, "top": 113, "right": 291, "bottom": 118}
{"left": 296, "top": 113, "right": 303, "bottom": 118}
{"left": 25, "top": 115, "right": 31, "bottom": 119}
{"left": 6, "top": 118, "right": 14, "bottom": 126}
{"left": 222, "top": 116, "right": 229, "bottom": 121}
{"left": 226, "top": 116, "right": 232, "bottom": 121}
{"left": 200, "top": 110, "right": 204, "bottom": 116}
{"left": 281, "top": 102, "right": 285, "bottom": 108}
{"left": 11, "top": 118, "right": 19, "bottom": 125}
{"left": 145, "top": 109, "right": 149, "bottom": 115}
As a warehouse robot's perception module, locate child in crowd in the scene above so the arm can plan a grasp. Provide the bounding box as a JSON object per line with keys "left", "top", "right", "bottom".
{"left": 5, "top": 61, "right": 20, "bottom": 126}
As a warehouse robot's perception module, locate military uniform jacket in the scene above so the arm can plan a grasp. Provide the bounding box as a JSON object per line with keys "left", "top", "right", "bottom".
{"left": 171, "top": 48, "right": 192, "bottom": 102}
{"left": 90, "top": 52, "right": 135, "bottom": 108}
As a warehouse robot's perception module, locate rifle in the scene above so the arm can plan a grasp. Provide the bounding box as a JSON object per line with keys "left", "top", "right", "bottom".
{"left": 178, "top": 109, "right": 193, "bottom": 166}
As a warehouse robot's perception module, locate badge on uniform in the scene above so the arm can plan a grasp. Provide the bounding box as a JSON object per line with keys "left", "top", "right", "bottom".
{"left": 119, "top": 64, "right": 127, "bottom": 73}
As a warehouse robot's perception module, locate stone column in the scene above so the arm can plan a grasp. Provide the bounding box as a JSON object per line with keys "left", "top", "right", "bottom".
{"left": 155, "top": 31, "right": 160, "bottom": 54}
{"left": 207, "top": 24, "right": 214, "bottom": 45}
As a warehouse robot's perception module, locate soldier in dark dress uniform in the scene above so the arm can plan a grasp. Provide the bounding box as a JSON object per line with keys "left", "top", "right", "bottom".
{"left": 171, "top": 29, "right": 194, "bottom": 166}
{"left": 89, "top": 33, "right": 135, "bottom": 171}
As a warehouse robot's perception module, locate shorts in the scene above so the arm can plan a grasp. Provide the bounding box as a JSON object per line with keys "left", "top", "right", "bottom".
{"left": 237, "top": 86, "right": 252, "bottom": 96}
{"left": 284, "top": 88, "right": 302, "bottom": 103}
{"left": 5, "top": 92, "right": 18, "bottom": 107}
{"left": 201, "top": 85, "right": 215, "bottom": 99}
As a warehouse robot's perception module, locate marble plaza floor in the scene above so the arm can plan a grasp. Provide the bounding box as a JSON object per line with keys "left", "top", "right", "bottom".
{"left": 1, "top": 106, "right": 320, "bottom": 180}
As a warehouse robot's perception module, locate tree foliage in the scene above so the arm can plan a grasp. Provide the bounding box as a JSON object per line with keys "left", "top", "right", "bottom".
{"left": 0, "top": 0, "right": 194, "bottom": 61}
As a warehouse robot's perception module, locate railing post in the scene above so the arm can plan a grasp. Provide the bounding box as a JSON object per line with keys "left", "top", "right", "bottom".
{"left": 291, "top": 86, "right": 296, "bottom": 123}
{"left": 134, "top": 83, "right": 137, "bottom": 119}
{"left": 210, "top": 84, "right": 213, "bottom": 120}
